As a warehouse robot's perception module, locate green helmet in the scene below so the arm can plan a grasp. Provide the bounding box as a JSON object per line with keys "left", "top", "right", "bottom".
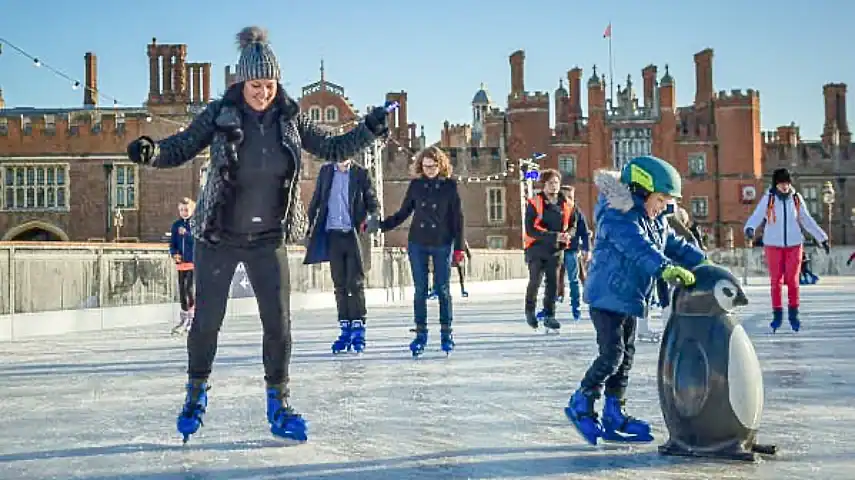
{"left": 619, "top": 155, "right": 682, "bottom": 199}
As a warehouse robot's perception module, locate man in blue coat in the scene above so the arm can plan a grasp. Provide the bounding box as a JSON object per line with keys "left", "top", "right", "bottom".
{"left": 304, "top": 155, "right": 380, "bottom": 354}
{"left": 564, "top": 156, "right": 706, "bottom": 446}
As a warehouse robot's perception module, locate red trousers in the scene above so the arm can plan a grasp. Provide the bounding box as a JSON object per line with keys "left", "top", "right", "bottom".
{"left": 764, "top": 245, "right": 803, "bottom": 310}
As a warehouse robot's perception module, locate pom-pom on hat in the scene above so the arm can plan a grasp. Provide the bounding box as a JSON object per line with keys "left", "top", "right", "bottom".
{"left": 235, "top": 26, "right": 281, "bottom": 82}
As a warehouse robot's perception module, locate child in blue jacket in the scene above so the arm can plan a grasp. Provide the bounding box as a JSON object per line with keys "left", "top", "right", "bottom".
{"left": 169, "top": 198, "right": 196, "bottom": 334}
{"left": 565, "top": 156, "right": 706, "bottom": 445}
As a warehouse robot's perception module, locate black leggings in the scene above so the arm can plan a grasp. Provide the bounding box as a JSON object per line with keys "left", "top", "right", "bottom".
{"left": 187, "top": 241, "right": 293, "bottom": 391}
{"left": 178, "top": 269, "right": 195, "bottom": 311}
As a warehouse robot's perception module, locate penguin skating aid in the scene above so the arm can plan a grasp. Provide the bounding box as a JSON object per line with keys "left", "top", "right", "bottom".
{"left": 657, "top": 264, "right": 777, "bottom": 462}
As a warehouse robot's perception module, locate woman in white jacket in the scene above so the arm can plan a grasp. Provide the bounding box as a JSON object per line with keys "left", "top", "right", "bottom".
{"left": 744, "top": 168, "right": 829, "bottom": 332}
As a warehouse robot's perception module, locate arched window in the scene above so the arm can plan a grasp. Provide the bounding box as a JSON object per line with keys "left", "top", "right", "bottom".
{"left": 309, "top": 106, "right": 322, "bottom": 121}
{"left": 325, "top": 106, "right": 338, "bottom": 122}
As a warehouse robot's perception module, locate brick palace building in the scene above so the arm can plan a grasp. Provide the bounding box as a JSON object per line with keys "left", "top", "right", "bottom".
{"left": 0, "top": 39, "right": 851, "bottom": 247}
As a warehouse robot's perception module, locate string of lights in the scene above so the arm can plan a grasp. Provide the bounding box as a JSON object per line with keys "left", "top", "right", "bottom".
{"left": 0, "top": 37, "right": 530, "bottom": 184}
{"left": 0, "top": 37, "right": 188, "bottom": 129}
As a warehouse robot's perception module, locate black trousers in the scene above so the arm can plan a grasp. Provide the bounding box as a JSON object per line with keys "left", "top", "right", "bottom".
{"left": 525, "top": 253, "right": 559, "bottom": 316}
{"left": 328, "top": 230, "right": 367, "bottom": 320}
{"left": 188, "top": 240, "right": 292, "bottom": 393}
{"left": 580, "top": 308, "right": 638, "bottom": 399}
{"left": 177, "top": 269, "right": 195, "bottom": 311}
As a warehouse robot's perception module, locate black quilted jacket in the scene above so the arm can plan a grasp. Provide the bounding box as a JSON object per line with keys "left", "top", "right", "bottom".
{"left": 147, "top": 83, "right": 382, "bottom": 245}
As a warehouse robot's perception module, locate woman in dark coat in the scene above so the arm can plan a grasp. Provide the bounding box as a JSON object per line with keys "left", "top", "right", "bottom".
{"left": 126, "top": 26, "right": 389, "bottom": 443}
{"left": 380, "top": 146, "right": 465, "bottom": 357}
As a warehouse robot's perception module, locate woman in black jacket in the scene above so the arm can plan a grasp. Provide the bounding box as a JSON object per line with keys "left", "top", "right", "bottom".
{"left": 381, "top": 146, "right": 465, "bottom": 357}
{"left": 125, "top": 26, "right": 389, "bottom": 444}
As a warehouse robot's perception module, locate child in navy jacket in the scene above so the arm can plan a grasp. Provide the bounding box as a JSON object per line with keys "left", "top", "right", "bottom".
{"left": 170, "top": 198, "right": 196, "bottom": 334}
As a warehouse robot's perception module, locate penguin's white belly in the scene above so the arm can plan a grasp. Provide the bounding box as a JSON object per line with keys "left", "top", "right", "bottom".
{"left": 727, "top": 324, "right": 764, "bottom": 429}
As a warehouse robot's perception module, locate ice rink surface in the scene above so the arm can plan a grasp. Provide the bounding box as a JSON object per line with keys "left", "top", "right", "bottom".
{"left": 1, "top": 278, "right": 854, "bottom": 480}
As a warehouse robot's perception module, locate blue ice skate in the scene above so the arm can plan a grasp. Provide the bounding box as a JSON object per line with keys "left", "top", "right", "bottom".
{"left": 557, "top": 295, "right": 565, "bottom": 303}
{"left": 332, "top": 319, "right": 352, "bottom": 354}
{"left": 350, "top": 319, "right": 366, "bottom": 353}
{"left": 177, "top": 380, "right": 209, "bottom": 444}
{"left": 536, "top": 309, "right": 546, "bottom": 320}
{"left": 571, "top": 306, "right": 581, "bottom": 321}
{"left": 564, "top": 389, "right": 603, "bottom": 445}
{"left": 440, "top": 328, "right": 454, "bottom": 355}
{"left": 410, "top": 329, "right": 428, "bottom": 358}
{"left": 267, "top": 385, "right": 308, "bottom": 443}
{"left": 770, "top": 308, "right": 783, "bottom": 333}
{"left": 600, "top": 396, "right": 653, "bottom": 443}
{"left": 788, "top": 307, "right": 800, "bottom": 332}
{"left": 427, "top": 288, "right": 438, "bottom": 300}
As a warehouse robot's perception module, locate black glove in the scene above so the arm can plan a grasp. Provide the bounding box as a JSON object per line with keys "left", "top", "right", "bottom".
{"left": 744, "top": 227, "right": 754, "bottom": 240}
{"left": 127, "top": 136, "right": 155, "bottom": 164}
{"left": 364, "top": 106, "right": 389, "bottom": 136}
{"left": 822, "top": 240, "right": 830, "bottom": 254}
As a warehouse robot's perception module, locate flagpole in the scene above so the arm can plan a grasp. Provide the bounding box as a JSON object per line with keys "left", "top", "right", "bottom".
{"left": 607, "top": 21, "right": 614, "bottom": 109}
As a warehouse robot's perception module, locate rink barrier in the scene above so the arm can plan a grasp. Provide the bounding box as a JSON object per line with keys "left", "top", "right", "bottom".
{"left": 0, "top": 242, "right": 851, "bottom": 341}
{"left": 0, "top": 243, "right": 527, "bottom": 341}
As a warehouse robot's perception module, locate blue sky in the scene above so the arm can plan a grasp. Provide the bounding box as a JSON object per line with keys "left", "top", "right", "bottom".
{"left": 0, "top": 0, "right": 851, "bottom": 144}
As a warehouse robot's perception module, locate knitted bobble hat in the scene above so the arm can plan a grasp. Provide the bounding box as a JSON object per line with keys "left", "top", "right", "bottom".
{"left": 235, "top": 26, "right": 281, "bottom": 82}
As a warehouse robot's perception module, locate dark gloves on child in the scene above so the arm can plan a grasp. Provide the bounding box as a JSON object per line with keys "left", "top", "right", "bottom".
{"left": 127, "top": 136, "right": 156, "bottom": 164}
{"left": 364, "top": 106, "right": 390, "bottom": 136}
{"left": 744, "top": 227, "right": 755, "bottom": 240}
{"left": 821, "top": 240, "right": 830, "bottom": 254}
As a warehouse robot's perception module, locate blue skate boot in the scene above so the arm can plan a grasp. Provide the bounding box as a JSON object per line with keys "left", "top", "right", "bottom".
{"left": 331, "top": 320, "right": 352, "bottom": 354}
{"left": 600, "top": 395, "right": 653, "bottom": 443}
{"left": 571, "top": 305, "right": 582, "bottom": 322}
{"left": 409, "top": 328, "right": 428, "bottom": 358}
{"left": 176, "top": 379, "right": 209, "bottom": 444}
{"left": 564, "top": 388, "right": 603, "bottom": 445}
{"left": 788, "top": 307, "right": 800, "bottom": 332}
{"left": 267, "top": 384, "right": 308, "bottom": 443}
{"left": 440, "top": 326, "right": 454, "bottom": 355}
{"left": 770, "top": 308, "right": 783, "bottom": 333}
{"left": 350, "top": 319, "right": 366, "bottom": 353}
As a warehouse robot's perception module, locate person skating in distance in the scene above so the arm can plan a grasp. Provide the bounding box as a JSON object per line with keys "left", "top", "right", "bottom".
{"left": 380, "top": 146, "right": 465, "bottom": 357}
{"left": 304, "top": 154, "right": 381, "bottom": 354}
{"left": 743, "top": 168, "right": 828, "bottom": 332}
{"left": 170, "top": 198, "right": 196, "bottom": 335}
{"left": 126, "top": 26, "right": 390, "bottom": 443}
{"left": 522, "top": 169, "right": 573, "bottom": 333}
{"left": 566, "top": 156, "right": 707, "bottom": 445}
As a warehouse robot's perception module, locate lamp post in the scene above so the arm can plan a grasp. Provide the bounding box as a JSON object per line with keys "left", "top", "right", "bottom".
{"left": 518, "top": 152, "right": 546, "bottom": 247}
{"left": 822, "top": 181, "right": 835, "bottom": 244}
{"left": 103, "top": 162, "right": 114, "bottom": 241}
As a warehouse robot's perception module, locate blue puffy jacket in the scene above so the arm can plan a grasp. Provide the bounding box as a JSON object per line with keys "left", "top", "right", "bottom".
{"left": 583, "top": 170, "right": 705, "bottom": 318}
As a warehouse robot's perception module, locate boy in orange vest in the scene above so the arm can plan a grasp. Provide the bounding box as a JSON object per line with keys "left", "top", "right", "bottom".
{"left": 523, "top": 169, "right": 574, "bottom": 332}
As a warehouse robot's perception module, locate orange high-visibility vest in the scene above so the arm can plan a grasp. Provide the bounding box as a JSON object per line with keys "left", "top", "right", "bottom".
{"left": 524, "top": 194, "right": 574, "bottom": 249}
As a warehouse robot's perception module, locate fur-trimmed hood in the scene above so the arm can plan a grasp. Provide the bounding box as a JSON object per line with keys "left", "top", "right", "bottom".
{"left": 593, "top": 169, "right": 637, "bottom": 214}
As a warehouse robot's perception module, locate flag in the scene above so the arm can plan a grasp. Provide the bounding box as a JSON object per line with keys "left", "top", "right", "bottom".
{"left": 603, "top": 23, "right": 612, "bottom": 38}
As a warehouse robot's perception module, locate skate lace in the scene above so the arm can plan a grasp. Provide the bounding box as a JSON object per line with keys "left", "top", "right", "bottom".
{"left": 181, "top": 385, "right": 210, "bottom": 421}
{"left": 273, "top": 405, "right": 302, "bottom": 424}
